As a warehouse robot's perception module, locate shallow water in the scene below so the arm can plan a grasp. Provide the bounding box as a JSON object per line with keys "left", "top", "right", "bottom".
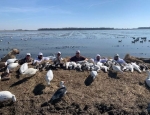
{"left": 0, "top": 29, "right": 150, "bottom": 59}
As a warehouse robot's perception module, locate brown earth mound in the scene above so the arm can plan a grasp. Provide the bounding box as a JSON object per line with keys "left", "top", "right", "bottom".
{"left": 1, "top": 55, "right": 150, "bottom": 114}
{"left": 124, "top": 54, "right": 143, "bottom": 63}
{"left": 0, "top": 64, "right": 150, "bottom": 115}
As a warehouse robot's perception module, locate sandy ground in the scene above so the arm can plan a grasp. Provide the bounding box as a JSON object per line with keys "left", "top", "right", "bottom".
{"left": 0, "top": 61, "right": 150, "bottom": 115}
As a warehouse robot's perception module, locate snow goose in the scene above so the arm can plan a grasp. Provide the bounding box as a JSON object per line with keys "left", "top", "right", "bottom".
{"left": 101, "top": 65, "right": 109, "bottom": 72}
{"left": 76, "top": 63, "right": 82, "bottom": 71}
{"left": 131, "top": 62, "right": 141, "bottom": 73}
{"left": 0, "top": 91, "right": 16, "bottom": 102}
{"left": 65, "top": 62, "right": 75, "bottom": 70}
{"left": 21, "top": 68, "right": 38, "bottom": 77}
{"left": 69, "top": 62, "right": 77, "bottom": 69}
{"left": 6, "top": 59, "right": 18, "bottom": 65}
{"left": 90, "top": 65, "right": 100, "bottom": 72}
{"left": 90, "top": 71, "right": 98, "bottom": 79}
{"left": 97, "top": 62, "right": 103, "bottom": 67}
{"left": 122, "top": 63, "right": 134, "bottom": 72}
{"left": 49, "top": 81, "right": 67, "bottom": 104}
{"left": 45, "top": 70, "right": 53, "bottom": 85}
{"left": 65, "top": 62, "right": 70, "bottom": 69}
{"left": 19, "top": 63, "right": 28, "bottom": 74}
{"left": 7, "top": 62, "right": 19, "bottom": 71}
{"left": 112, "top": 63, "right": 123, "bottom": 73}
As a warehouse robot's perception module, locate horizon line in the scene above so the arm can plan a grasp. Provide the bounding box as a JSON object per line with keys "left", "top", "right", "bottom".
{"left": 0, "top": 27, "right": 150, "bottom": 31}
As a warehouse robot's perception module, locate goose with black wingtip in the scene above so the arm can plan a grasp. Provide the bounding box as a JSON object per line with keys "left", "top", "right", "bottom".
{"left": 49, "top": 81, "right": 67, "bottom": 104}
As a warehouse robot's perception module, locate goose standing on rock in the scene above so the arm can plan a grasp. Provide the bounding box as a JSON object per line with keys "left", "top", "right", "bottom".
{"left": 49, "top": 81, "right": 67, "bottom": 104}
{"left": 0, "top": 91, "right": 16, "bottom": 102}
{"left": 45, "top": 70, "right": 53, "bottom": 85}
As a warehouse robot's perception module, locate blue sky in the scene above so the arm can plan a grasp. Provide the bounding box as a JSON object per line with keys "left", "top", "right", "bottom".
{"left": 0, "top": 0, "right": 150, "bottom": 30}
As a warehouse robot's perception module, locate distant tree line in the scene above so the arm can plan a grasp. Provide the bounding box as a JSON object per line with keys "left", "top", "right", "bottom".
{"left": 38, "top": 27, "right": 114, "bottom": 31}
{"left": 138, "top": 27, "right": 150, "bottom": 29}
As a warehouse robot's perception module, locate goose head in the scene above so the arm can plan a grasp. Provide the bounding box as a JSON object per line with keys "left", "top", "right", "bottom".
{"left": 60, "top": 81, "right": 65, "bottom": 87}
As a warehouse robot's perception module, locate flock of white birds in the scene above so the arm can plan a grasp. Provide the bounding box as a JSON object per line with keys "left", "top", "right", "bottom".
{"left": 0, "top": 56, "right": 150, "bottom": 104}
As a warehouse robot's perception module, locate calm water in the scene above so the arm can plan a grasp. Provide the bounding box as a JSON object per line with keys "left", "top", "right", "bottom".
{"left": 0, "top": 29, "right": 150, "bottom": 59}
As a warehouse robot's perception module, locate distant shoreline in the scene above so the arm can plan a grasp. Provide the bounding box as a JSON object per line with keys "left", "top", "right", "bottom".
{"left": 0, "top": 27, "right": 150, "bottom": 31}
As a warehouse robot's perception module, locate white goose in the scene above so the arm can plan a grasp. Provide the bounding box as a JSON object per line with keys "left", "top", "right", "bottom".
{"left": 7, "top": 62, "right": 19, "bottom": 71}
{"left": 90, "top": 71, "right": 98, "bottom": 79}
{"left": 70, "top": 62, "right": 77, "bottom": 69}
{"left": 65, "top": 62, "right": 70, "bottom": 69}
{"left": 112, "top": 64, "right": 123, "bottom": 73}
{"left": 45, "top": 70, "right": 53, "bottom": 85}
{"left": 101, "top": 65, "right": 109, "bottom": 72}
{"left": 146, "top": 70, "right": 150, "bottom": 87}
{"left": 0, "top": 91, "right": 16, "bottom": 102}
{"left": 97, "top": 62, "right": 109, "bottom": 72}
{"left": 65, "top": 62, "right": 76, "bottom": 70}
{"left": 6, "top": 59, "right": 18, "bottom": 65}
{"left": 97, "top": 62, "right": 103, "bottom": 67}
{"left": 90, "top": 65, "right": 100, "bottom": 72}
{"left": 131, "top": 62, "right": 141, "bottom": 73}
{"left": 128, "top": 63, "right": 134, "bottom": 72}
{"left": 19, "top": 63, "right": 28, "bottom": 74}
{"left": 23, "top": 68, "right": 38, "bottom": 77}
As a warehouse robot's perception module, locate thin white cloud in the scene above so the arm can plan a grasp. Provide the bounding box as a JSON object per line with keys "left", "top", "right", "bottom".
{"left": 0, "top": 6, "right": 72, "bottom": 14}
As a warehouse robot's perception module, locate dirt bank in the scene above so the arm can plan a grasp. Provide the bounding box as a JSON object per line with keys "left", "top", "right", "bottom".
{"left": 0, "top": 57, "right": 150, "bottom": 114}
